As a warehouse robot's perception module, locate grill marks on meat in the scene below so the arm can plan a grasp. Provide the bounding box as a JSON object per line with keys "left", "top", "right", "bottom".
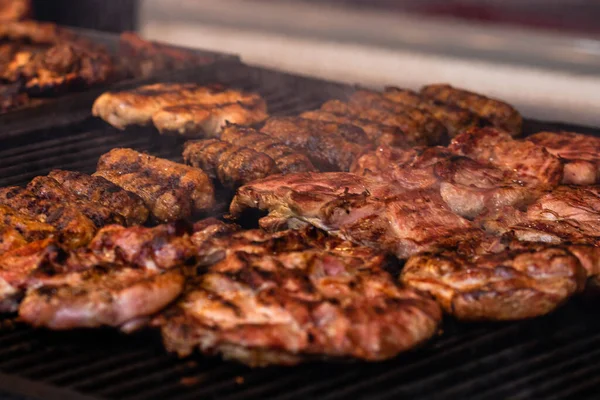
{"left": 421, "top": 84, "right": 523, "bottom": 136}
{"left": 450, "top": 127, "right": 563, "bottom": 187}
{"left": 92, "top": 83, "right": 268, "bottom": 136}
{"left": 48, "top": 170, "right": 149, "bottom": 226}
{"left": 0, "top": 204, "right": 55, "bottom": 243}
{"left": 156, "top": 227, "right": 442, "bottom": 365}
{"left": 260, "top": 117, "right": 370, "bottom": 171}
{"left": 183, "top": 139, "right": 279, "bottom": 189}
{"left": 527, "top": 131, "right": 600, "bottom": 185}
{"left": 230, "top": 172, "right": 482, "bottom": 258}
{"left": 401, "top": 244, "right": 586, "bottom": 320}
{"left": 0, "top": 187, "right": 95, "bottom": 249}
{"left": 383, "top": 87, "right": 481, "bottom": 137}
{"left": 220, "top": 125, "right": 316, "bottom": 174}
{"left": 95, "top": 148, "right": 215, "bottom": 222}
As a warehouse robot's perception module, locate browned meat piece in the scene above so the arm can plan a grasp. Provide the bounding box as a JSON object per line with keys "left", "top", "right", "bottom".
{"left": 526, "top": 131, "right": 600, "bottom": 185}
{"left": 95, "top": 148, "right": 215, "bottom": 222}
{"left": 352, "top": 146, "right": 536, "bottom": 219}
{"left": 321, "top": 99, "right": 442, "bottom": 146}
{"left": 401, "top": 244, "right": 585, "bottom": 320}
{"left": 0, "top": 21, "right": 70, "bottom": 45}
{"left": 183, "top": 139, "right": 279, "bottom": 188}
{"left": 48, "top": 170, "right": 149, "bottom": 226}
{"left": 0, "top": 0, "right": 31, "bottom": 21}
{"left": 155, "top": 227, "right": 442, "bottom": 365}
{"left": 260, "top": 117, "right": 370, "bottom": 171}
{"left": 421, "top": 84, "right": 522, "bottom": 136}
{"left": 230, "top": 172, "right": 482, "bottom": 258}
{"left": 220, "top": 125, "right": 316, "bottom": 174}
{"left": 27, "top": 176, "right": 124, "bottom": 228}
{"left": 92, "top": 83, "right": 267, "bottom": 132}
{"left": 0, "top": 227, "right": 26, "bottom": 255}
{"left": 0, "top": 187, "right": 95, "bottom": 249}
{"left": 19, "top": 267, "right": 185, "bottom": 329}
{"left": 0, "top": 204, "right": 55, "bottom": 242}
{"left": 152, "top": 102, "right": 269, "bottom": 137}
{"left": 299, "top": 109, "right": 409, "bottom": 147}
{"left": 383, "top": 87, "right": 481, "bottom": 137}
{"left": 450, "top": 127, "right": 563, "bottom": 187}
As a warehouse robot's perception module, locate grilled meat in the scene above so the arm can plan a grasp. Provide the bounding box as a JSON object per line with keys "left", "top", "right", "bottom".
{"left": 299, "top": 109, "right": 409, "bottom": 147}
{"left": 0, "top": 0, "right": 31, "bottom": 21}
{"left": 0, "top": 227, "right": 26, "bottom": 255}
{"left": 0, "top": 204, "right": 55, "bottom": 242}
{"left": 48, "top": 170, "right": 149, "bottom": 226}
{"left": 401, "top": 243, "right": 585, "bottom": 320}
{"left": 95, "top": 148, "right": 215, "bottom": 222}
{"left": 183, "top": 139, "right": 279, "bottom": 188}
{"left": 320, "top": 100, "right": 439, "bottom": 146}
{"left": 0, "top": 82, "right": 32, "bottom": 112}
{"left": 526, "top": 131, "right": 600, "bottom": 185}
{"left": 0, "top": 187, "right": 95, "bottom": 249}
{"left": 156, "top": 227, "right": 442, "bottom": 365}
{"left": 421, "top": 84, "right": 522, "bottom": 135}
{"left": 0, "top": 21, "right": 69, "bottom": 45}
{"left": 92, "top": 83, "right": 267, "bottom": 134}
{"left": 220, "top": 125, "right": 316, "bottom": 174}
{"left": 152, "top": 102, "right": 269, "bottom": 137}
{"left": 19, "top": 267, "right": 185, "bottom": 330}
{"left": 450, "top": 127, "right": 563, "bottom": 187}
{"left": 383, "top": 87, "right": 480, "bottom": 137}
{"left": 27, "top": 176, "right": 124, "bottom": 228}
{"left": 260, "top": 117, "right": 370, "bottom": 171}
{"left": 230, "top": 172, "right": 482, "bottom": 258}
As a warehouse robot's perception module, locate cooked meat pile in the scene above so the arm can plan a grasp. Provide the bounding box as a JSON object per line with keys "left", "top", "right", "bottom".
{"left": 156, "top": 227, "right": 442, "bottom": 366}
{"left": 0, "top": 21, "right": 114, "bottom": 112}
{"left": 92, "top": 83, "right": 268, "bottom": 136}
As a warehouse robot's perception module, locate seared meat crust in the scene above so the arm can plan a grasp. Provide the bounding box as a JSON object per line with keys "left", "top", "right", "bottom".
{"left": 421, "top": 84, "right": 522, "bottom": 135}
{"left": 0, "top": 204, "right": 55, "bottom": 242}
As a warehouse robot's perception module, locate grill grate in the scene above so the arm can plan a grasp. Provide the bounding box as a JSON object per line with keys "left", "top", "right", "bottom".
{"left": 1, "top": 61, "right": 600, "bottom": 400}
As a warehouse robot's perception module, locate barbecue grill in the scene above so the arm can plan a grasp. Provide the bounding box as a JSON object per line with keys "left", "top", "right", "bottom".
{"left": 2, "top": 59, "right": 600, "bottom": 400}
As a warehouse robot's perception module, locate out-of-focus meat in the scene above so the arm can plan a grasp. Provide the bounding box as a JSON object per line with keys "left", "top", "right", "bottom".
{"left": 0, "top": 21, "right": 69, "bottom": 45}
{"left": 220, "top": 125, "right": 316, "bottom": 174}
{"left": 299, "top": 109, "right": 409, "bottom": 147}
{"left": 383, "top": 87, "right": 481, "bottom": 137}
{"left": 260, "top": 117, "right": 370, "bottom": 171}
{"left": 92, "top": 83, "right": 267, "bottom": 133}
{"left": 27, "top": 176, "right": 124, "bottom": 228}
{"left": 401, "top": 244, "right": 585, "bottom": 320}
{"left": 183, "top": 139, "right": 279, "bottom": 189}
{"left": 0, "top": 187, "right": 95, "bottom": 249}
{"left": 0, "top": 227, "right": 26, "bottom": 255}
{"left": 95, "top": 148, "right": 215, "bottom": 222}
{"left": 421, "top": 84, "right": 522, "bottom": 136}
{"left": 527, "top": 131, "right": 600, "bottom": 185}
{"left": 0, "top": 82, "right": 31, "bottom": 112}
{"left": 152, "top": 102, "right": 268, "bottom": 137}
{"left": 0, "top": 204, "right": 55, "bottom": 242}
{"left": 19, "top": 267, "right": 185, "bottom": 329}
{"left": 155, "top": 227, "right": 442, "bottom": 365}
{"left": 48, "top": 170, "right": 149, "bottom": 226}
{"left": 321, "top": 99, "right": 442, "bottom": 146}
{"left": 230, "top": 172, "right": 482, "bottom": 258}
{"left": 0, "top": 0, "right": 31, "bottom": 21}
{"left": 450, "top": 127, "right": 563, "bottom": 187}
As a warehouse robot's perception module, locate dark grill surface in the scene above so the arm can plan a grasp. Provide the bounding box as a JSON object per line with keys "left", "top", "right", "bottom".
{"left": 1, "top": 61, "right": 600, "bottom": 400}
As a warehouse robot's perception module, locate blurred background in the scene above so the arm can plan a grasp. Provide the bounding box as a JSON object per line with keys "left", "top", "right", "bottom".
{"left": 30, "top": 0, "right": 600, "bottom": 125}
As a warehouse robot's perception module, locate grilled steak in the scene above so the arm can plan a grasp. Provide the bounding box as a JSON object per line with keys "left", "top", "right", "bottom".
{"left": 0, "top": 187, "right": 96, "bottom": 249}
{"left": 0, "top": 204, "right": 55, "bottom": 242}
{"left": 152, "top": 102, "right": 268, "bottom": 137}
{"left": 421, "top": 84, "right": 522, "bottom": 135}
{"left": 299, "top": 109, "right": 409, "bottom": 147}
{"left": 156, "top": 227, "right": 442, "bottom": 365}
{"left": 321, "top": 99, "right": 443, "bottom": 146}
{"left": 92, "top": 83, "right": 267, "bottom": 136}
{"left": 220, "top": 125, "right": 316, "bottom": 174}
{"left": 48, "top": 170, "right": 149, "bottom": 226}
{"left": 95, "top": 148, "right": 215, "bottom": 222}
{"left": 0, "top": 227, "right": 26, "bottom": 255}
{"left": 230, "top": 172, "right": 482, "bottom": 258}
{"left": 183, "top": 139, "right": 279, "bottom": 189}
{"left": 450, "top": 127, "right": 563, "bottom": 187}
{"left": 527, "top": 131, "right": 600, "bottom": 185}
{"left": 383, "top": 87, "right": 480, "bottom": 137}
{"left": 260, "top": 117, "right": 370, "bottom": 171}
{"left": 401, "top": 243, "right": 586, "bottom": 320}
